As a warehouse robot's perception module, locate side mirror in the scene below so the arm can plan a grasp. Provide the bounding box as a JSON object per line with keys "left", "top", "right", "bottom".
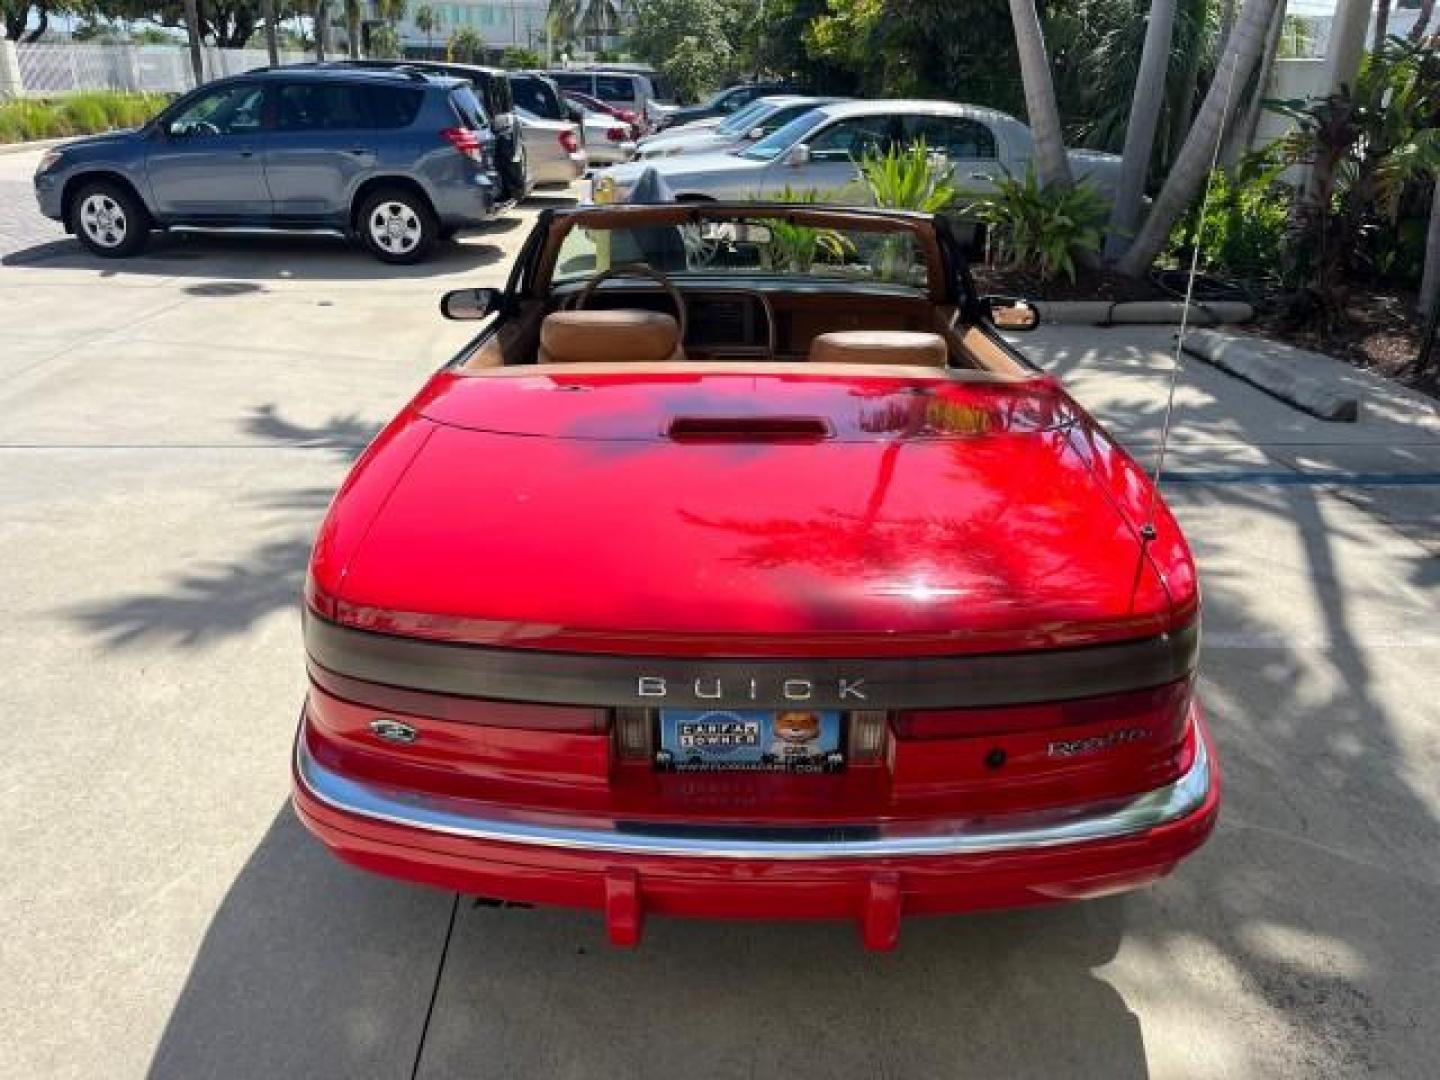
{"left": 440, "top": 287, "right": 502, "bottom": 321}
{"left": 785, "top": 143, "right": 811, "bottom": 168}
{"left": 984, "top": 295, "right": 1040, "bottom": 331}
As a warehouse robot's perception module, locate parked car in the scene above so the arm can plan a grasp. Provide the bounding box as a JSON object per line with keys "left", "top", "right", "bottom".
{"left": 597, "top": 99, "right": 1123, "bottom": 207}
{"left": 566, "top": 100, "right": 637, "bottom": 166}
{"left": 636, "top": 95, "right": 844, "bottom": 160}
{"left": 564, "top": 89, "right": 643, "bottom": 133}
{"left": 508, "top": 71, "right": 575, "bottom": 124}
{"left": 517, "top": 107, "right": 588, "bottom": 187}
{"left": 653, "top": 81, "right": 796, "bottom": 131}
{"left": 293, "top": 199, "right": 1217, "bottom": 950}
{"left": 319, "top": 58, "right": 530, "bottom": 202}
{"left": 32, "top": 66, "right": 508, "bottom": 263}
{"left": 547, "top": 68, "right": 663, "bottom": 131}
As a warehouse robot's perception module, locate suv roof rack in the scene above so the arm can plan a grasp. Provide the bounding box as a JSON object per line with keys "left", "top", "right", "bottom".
{"left": 251, "top": 60, "right": 433, "bottom": 82}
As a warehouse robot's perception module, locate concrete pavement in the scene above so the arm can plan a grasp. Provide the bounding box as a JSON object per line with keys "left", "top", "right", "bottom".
{"left": 2, "top": 142, "right": 1438, "bottom": 1079}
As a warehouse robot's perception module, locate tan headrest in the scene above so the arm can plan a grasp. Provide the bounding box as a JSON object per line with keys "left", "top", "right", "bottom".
{"left": 808, "top": 331, "right": 948, "bottom": 367}
{"left": 539, "top": 310, "right": 683, "bottom": 364}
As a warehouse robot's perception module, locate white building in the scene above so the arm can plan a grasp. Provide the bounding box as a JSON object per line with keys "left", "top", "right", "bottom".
{"left": 388, "top": 0, "right": 635, "bottom": 59}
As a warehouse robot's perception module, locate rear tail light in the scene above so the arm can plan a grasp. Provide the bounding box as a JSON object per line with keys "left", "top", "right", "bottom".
{"left": 558, "top": 128, "right": 580, "bottom": 154}
{"left": 606, "top": 126, "right": 628, "bottom": 142}
{"left": 441, "top": 126, "right": 486, "bottom": 164}
{"left": 893, "top": 680, "right": 1193, "bottom": 740}
{"left": 310, "top": 662, "right": 607, "bottom": 733}
{"left": 619, "top": 109, "right": 639, "bottom": 125}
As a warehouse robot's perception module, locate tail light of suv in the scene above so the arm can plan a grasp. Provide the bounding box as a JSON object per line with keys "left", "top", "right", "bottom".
{"left": 558, "top": 128, "right": 580, "bottom": 154}
{"left": 441, "top": 126, "right": 490, "bottom": 167}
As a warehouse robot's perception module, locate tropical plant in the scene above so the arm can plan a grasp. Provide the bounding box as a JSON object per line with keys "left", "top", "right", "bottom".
{"left": 414, "top": 3, "right": 439, "bottom": 49}
{"left": 344, "top": 0, "right": 361, "bottom": 57}
{"left": 370, "top": 23, "right": 402, "bottom": 56}
{"left": 756, "top": 186, "right": 856, "bottom": 272}
{"left": 1117, "top": 0, "right": 1281, "bottom": 275}
{"left": 548, "top": 0, "right": 621, "bottom": 54}
{"left": 447, "top": 25, "right": 486, "bottom": 62}
{"left": 964, "top": 166, "right": 1108, "bottom": 281}
{"left": 1164, "top": 163, "right": 1292, "bottom": 282}
{"left": 857, "top": 141, "right": 957, "bottom": 212}
{"left": 1255, "top": 39, "right": 1440, "bottom": 309}
{"left": 502, "top": 45, "right": 544, "bottom": 68}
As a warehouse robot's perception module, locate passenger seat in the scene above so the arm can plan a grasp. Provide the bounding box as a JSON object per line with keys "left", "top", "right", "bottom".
{"left": 808, "top": 331, "right": 948, "bottom": 367}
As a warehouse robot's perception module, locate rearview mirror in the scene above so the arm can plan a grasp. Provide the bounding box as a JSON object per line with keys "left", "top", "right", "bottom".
{"left": 440, "top": 287, "right": 502, "bottom": 321}
{"left": 984, "top": 296, "right": 1040, "bottom": 332}
{"left": 785, "top": 143, "right": 811, "bottom": 168}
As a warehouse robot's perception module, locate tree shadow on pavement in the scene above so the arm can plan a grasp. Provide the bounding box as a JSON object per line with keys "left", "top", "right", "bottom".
{"left": 63, "top": 406, "right": 375, "bottom": 651}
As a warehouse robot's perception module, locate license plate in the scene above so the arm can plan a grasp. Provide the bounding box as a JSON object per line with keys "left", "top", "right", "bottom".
{"left": 657, "top": 709, "right": 843, "bottom": 772}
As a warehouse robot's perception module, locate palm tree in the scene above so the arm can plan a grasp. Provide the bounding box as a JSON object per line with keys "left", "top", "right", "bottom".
{"left": 182, "top": 0, "right": 204, "bottom": 85}
{"left": 1007, "top": 0, "right": 1072, "bottom": 189}
{"left": 344, "top": 0, "right": 361, "bottom": 58}
{"left": 263, "top": 0, "right": 280, "bottom": 65}
{"left": 1104, "top": 0, "right": 1178, "bottom": 260}
{"left": 414, "top": 3, "right": 438, "bottom": 52}
{"left": 1117, "top": 0, "right": 1280, "bottom": 275}
{"left": 1421, "top": 178, "right": 1440, "bottom": 325}
{"left": 315, "top": 0, "right": 330, "bottom": 60}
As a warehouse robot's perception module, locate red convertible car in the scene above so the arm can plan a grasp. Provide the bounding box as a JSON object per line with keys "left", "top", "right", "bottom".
{"left": 293, "top": 202, "right": 1218, "bottom": 949}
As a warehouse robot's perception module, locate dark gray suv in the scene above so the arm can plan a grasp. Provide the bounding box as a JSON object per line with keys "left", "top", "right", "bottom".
{"left": 32, "top": 66, "right": 507, "bottom": 263}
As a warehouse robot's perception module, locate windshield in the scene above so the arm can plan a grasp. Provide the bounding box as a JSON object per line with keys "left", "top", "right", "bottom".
{"left": 737, "top": 110, "right": 827, "bottom": 160}
{"left": 716, "top": 100, "right": 772, "bottom": 136}
{"left": 551, "top": 212, "right": 933, "bottom": 290}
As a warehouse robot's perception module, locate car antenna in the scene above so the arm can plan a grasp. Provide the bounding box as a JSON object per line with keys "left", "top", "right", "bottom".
{"left": 1142, "top": 55, "right": 1243, "bottom": 543}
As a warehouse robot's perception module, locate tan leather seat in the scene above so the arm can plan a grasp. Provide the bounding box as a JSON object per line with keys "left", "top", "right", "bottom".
{"left": 538, "top": 310, "right": 685, "bottom": 364}
{"left": 808, "top": 330, "right": 949, "bottom": 367}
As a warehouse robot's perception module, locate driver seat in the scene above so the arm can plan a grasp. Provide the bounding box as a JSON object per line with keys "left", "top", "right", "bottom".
{"left": 538, "top": 310, "right": 686, "bottom": 364}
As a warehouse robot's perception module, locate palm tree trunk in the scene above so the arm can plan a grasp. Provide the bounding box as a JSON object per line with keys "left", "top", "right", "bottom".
{"left": 1007, "top": 0, "right": 1073, "bottom": 189}
{"left": 1105, "top": 0, "right": 1179, "bottom": 260}
{"left": 1118, "top": 0, "right": 1279, "bottom": 275}
{"left": 182, "top": 0, "right": 205, "bottom": 86}
{"left": 1419, "top": 176, "right": 1440, "bottom": 322}
{"left": 346, "top": 0, "right": 361, "bottom": 57}
{"left": 1409, "top": 0, "right": 1435, "bottom": 40}
{"left": 1166, "top": 0, "right": 1207, "bottom": 167}
{"left": 1223, "top": 0, "right": 1286, "bottom": 167}
{"left": 263, "top": 0, "right": 280, "bottom": 64}
{"left": 315, "top": 0, "right": 329, "bottom": 59}
{"left": 1372, "top": 0, "right": 1391, "bottom": 51}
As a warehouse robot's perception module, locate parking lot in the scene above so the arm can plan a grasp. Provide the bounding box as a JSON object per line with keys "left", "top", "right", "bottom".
{"left": 2, "top": 139, "right": 1439, "bottom": 1079}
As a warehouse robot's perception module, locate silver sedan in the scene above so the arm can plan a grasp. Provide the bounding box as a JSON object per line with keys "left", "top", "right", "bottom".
{"left": 517, "top": 107, "right": 588, "bottom": 189}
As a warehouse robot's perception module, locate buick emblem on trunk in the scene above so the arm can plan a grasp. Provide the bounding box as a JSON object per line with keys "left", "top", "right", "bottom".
{"left": 636, "top": 677, "right": 867, "bottom": 702}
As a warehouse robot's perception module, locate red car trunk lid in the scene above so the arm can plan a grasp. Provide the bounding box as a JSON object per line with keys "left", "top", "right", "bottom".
{"left": 332, "top": 369, "right": 1175, "bottom": 657}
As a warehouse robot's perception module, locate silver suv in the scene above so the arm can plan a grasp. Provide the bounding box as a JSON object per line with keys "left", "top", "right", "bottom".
{"left": 32, "top": 65, "right": 508, "bottom": 264}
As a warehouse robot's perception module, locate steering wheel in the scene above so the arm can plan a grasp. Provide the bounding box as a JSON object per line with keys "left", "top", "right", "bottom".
{"left": 574, "top": 262, "right": 688, "bottom": 342}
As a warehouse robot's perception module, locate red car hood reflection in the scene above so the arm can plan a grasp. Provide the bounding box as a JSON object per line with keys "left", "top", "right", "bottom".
{"left": 329, "top": 370, "right": 1178, "bottom": 657}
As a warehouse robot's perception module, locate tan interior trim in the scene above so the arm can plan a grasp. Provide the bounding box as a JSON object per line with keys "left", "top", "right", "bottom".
{"left": 454, "top": 360, "right": 1037, "bottom": 382}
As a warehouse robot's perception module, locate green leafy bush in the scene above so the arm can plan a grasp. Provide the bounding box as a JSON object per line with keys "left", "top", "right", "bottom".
{"left": 0, "top": 92, "right": 170, "bottom": 144}
{"left": 858, "top": 140, "right": 957, "bottom": 212}
{"left": 1165, "top": 166, "right": 1293, "bottom": 284}
{"left": 963, "top": 167, "right": 1107, "bottom": 282}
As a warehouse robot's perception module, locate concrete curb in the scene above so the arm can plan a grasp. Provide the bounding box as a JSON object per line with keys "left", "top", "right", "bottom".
{"left": 0, "top": 136, "right": 75, "bottom": 156}
{"left": 1181, "top": 329, "right": 1361, "bottom": 422}
{"left": 1035, "top": 299, "right": 1254, "bottom": 325}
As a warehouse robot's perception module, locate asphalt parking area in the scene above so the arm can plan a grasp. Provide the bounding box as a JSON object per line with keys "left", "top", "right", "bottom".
{"left": 2, "top": 143, "right": 1438, "bottom": 1079}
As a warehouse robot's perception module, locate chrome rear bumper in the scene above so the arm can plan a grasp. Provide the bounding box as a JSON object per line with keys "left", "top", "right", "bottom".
{"left": 294, "top": 715, "right": 1213, "bottom": 861}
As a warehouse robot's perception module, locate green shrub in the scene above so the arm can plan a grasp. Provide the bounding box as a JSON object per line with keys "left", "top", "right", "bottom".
{"left": 963, "top": 166, "right": 1108, "bottom": 282}
{"left": 858, "top": 141, "right": 957, "bottom": 213}
{"left": 0, "top": 92, "right": 170, "bottom": 144}
{"left": 1166, "top": 166, "right": 1293, "bottom": 284}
